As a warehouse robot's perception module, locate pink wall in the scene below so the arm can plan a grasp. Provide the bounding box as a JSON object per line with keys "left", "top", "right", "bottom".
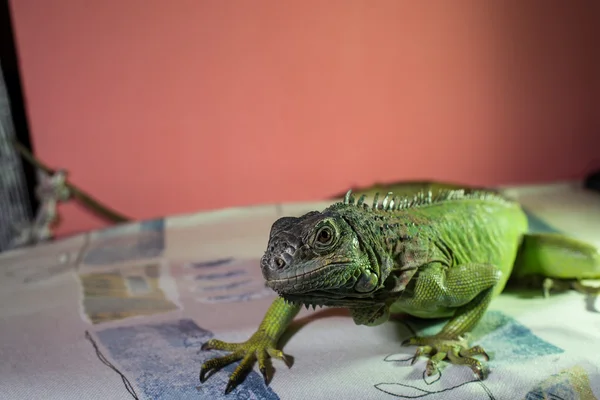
{"left": 9, "top": 1, "right": 600, "bottom": 237}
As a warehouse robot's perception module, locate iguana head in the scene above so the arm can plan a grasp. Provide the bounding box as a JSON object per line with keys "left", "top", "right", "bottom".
{"left": 260, "top": 193, "right": 394, "bottom": 309}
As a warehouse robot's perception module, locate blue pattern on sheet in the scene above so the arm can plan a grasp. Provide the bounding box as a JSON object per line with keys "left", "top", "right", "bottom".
{"left": 96, "top": 318, "right": 280, "bottom": 400}
{"left": 83, "top": 219, "right": 165, "bottom": 265}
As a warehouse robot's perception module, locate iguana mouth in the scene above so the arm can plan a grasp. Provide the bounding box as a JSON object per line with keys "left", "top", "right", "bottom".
{"left": 264, "top": 261, "right": 352, "bottom": 293}
{"left": 280, "top": 292, "right": 382, "bottom": 309}
{"left": 266, "top": 266, "right": 384, "bottom": 311}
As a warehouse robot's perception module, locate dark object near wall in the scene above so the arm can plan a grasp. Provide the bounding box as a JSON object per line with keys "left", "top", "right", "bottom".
{"left": 0, "top": 0, "right": 38, "bottom": 252}
{"left": 0, "top": 64, "right": 34, "bottom": 251}
{"left": 584, "top": 169, "right": 600, "bottom": 194}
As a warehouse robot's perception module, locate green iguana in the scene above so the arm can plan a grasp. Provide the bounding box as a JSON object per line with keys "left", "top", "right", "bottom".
{"left": 199, "top": 189, "right": 600, "bottom": 394}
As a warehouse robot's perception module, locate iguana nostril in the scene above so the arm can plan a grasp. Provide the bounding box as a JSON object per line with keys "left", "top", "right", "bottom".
{"left": 274, "top": 257, "right": 286, "bottom": 270}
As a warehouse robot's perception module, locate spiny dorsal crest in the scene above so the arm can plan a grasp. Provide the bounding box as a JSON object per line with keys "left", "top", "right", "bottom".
{"left": 340, "top": 188, "right": 509, "bottom": 212}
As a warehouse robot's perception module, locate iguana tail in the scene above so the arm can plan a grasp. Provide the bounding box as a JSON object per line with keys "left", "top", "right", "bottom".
{"left": 511, "top": 233, "right": 600, "bottom": 296}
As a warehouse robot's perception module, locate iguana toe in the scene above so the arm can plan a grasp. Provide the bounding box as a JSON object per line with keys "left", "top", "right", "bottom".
{"left": 572, "top": 279, "right": 600, "bottom": 295}
{"left": 200, "top": 333, "right": 291, "bottom": 394}
{"left": 543, "top": 277, "right": 600, "bottom": 298}
{"left": 402, "top": 335, "right": 489, "bottom": 379}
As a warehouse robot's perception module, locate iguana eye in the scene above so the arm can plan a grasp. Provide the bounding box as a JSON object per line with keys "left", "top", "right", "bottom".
{"left": 316, "top": 226, "right": 333, "bottom": 245}
{"left": 312, "top": 219, "right": 340, "bottom": 251}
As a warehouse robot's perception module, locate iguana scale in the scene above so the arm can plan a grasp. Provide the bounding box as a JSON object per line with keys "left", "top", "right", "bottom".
{"left": 200, "top": 189, "right": 600, "bottom": 394}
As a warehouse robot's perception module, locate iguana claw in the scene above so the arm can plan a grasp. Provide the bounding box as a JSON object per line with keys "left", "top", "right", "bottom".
{"left": 402, "top": 335, "right": 489, "bottom": 379}
{"left": 200, "top": 333, "right": 291, "bottom": 394}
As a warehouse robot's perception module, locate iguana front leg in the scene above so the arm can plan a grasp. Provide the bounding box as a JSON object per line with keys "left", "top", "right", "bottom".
{"left": 399, "top": 263, "right": 502, "bottom": 379}
{"left": 200, "top": 297, "right": 300, "bottom": 394}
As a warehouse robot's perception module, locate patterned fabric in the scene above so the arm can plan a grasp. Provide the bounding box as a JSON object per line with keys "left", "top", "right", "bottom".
{"left": 0, "top": 183, "right": 598, "bottom": 399}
